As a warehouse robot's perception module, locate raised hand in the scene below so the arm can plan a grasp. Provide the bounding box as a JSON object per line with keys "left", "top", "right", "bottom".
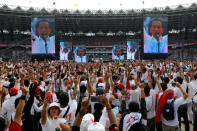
{"left": 81, "top": 95, "right": 90, "bottom": 110}
{"left": 21, "top": 87, "right": 29, "bottom": 96}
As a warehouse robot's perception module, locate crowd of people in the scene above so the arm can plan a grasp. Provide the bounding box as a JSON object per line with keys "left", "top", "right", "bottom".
{"left": 0, "top": 60, "right": 197, "bottom": 131}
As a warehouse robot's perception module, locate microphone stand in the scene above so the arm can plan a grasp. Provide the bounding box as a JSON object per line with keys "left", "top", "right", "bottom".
{"left": 155, "top": 33, "right": 160, "bottom": 53}
{"left": 80, "top": 54, "right": 82, "bottom": 63}
{"left": 44, "top": 39, "right": 48, "bottom": 54}
{"left": 42, "top": 33, "right": 48, "bottom": 54}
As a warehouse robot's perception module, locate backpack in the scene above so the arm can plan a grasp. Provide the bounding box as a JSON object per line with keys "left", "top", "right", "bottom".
{"left": 162, "top": 100, "right": 175, "bottom": 121}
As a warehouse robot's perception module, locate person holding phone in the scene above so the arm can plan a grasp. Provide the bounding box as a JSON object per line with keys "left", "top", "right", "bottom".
{"left": 30, "top": 86, "right": 44, "bottom": 131}
{"left": 41, "top": 97, "right": 70, "bottom": 131}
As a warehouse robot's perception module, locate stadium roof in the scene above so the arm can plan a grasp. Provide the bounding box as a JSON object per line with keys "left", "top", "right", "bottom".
{"left": 0, "top": 0, "right": 197, "bottom": 10}
{"left": 0, "top": 2, "right": 197, "bottom": 44}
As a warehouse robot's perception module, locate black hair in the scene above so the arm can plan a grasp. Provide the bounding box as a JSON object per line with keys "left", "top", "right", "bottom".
{"left": 129, "top": 102, "right": 139, "bottom": 112}
{"left": 176, "top": 76, "right": 183, "bottom": 84}
{"left": 58, "top": 92, "right": 69, "bottom": 107}
{"left": 142, "top": 67, "right": 146, "bottom": 72}
{"left": 148, "top": 19, "right": 163, "bottom": 36}
{"left": 9, "top": 82, "right": 15, "bottom": 89}
{"left": 144, "top": 84, "right": 150, "bottom": 96}
{"left": 61, "top": 74, "right": 65, "bottom": 79}
{"left": 80, "top": 75, "right": 86, "bottom": 81}
{"left": 163, "top": 77, "right": 170, "bottom": 84}
{"left": 9, "top": 77, "right": 15, "bottom": 83}
{"left": 147, "top": 18, "right": 168, "bottom": 36}
{"left": 36, "top": 19, "right": 52, "bottom": 36}
{"left": 7, "top": 75, "right": 11, "bottom": 79}
{"left": 93, "top": 103, "right": 104, "bottom": 122}
{"left": 97, "top": 71, "right": 101, "bottom": 77}
{"left": 161, "top": 83, "right": 167, "bottom": 91}
{"left": 114, "top": 47, "right": 124, "bottom": 56}
{"left": 112, "top": 75, "right": 118, "bottom": 80}
{"left": 39, "top": 77, "right": 43, "bottom": 81}
{"left": 80, "top": 85, "right": 87, "bottom": 94}
{"left": 24, "top": 79, "right": 30, "bottom": 87}
{"left": 45, "top": 81, "right": 49, "bottom": 86}
{"left": 194, "top": 75, "right": 197, "bottom": 80}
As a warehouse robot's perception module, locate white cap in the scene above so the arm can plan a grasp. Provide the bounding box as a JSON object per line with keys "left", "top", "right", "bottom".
{"left": 48, "top": 102, "right": 60, "bottom": 111}
{"left": 80, "top": 113, "right": 94, "bottom": 131}
{"left": 80, "top": 81, "right": 87, "bottom": 86}
{"left": 97, "top": 83, "right": 104, "bottom": 88}
{"left": 88, "top": 122, "right": 105, "bottom": 131}
{"left": 112, "top": 99, "right": 120, "bottom": 107}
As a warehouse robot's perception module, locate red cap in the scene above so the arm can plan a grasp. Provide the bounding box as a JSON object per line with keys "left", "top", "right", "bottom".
{"left": 36, "top": 86, "right": 41, "bottom": 91}
{"left": 98, "top": 78, "right": 103, "bottom": 83}
{"left": 164, "top": 88, "right": 174, "bottom": 99}
{"left": 117, "top": 83, "right": 124, "bottom": 90}
{"left": 113, "top": 93, "right": 118, "bottom": 99}
{"left": 9, "top": 88, "right": 19, "bottom": 96}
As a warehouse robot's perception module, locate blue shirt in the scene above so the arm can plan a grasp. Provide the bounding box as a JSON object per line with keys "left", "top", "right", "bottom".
{"left": 75, "top": 55, "right": 86, "bottom": 63}
{"left": 32, "top": 35, "right": 55, "bottom": 54}
{"left": 113, "top": 55, "right": 124, "bottom": 60}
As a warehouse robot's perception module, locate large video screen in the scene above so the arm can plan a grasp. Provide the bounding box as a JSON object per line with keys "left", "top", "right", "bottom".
{"left": 144, "top": 17, "right": 168, "bottom": 53}
{"left": 74, "top": 47, "right": 86, "bottom": 63}
{"left": 60, "top": 42, "right": 72, "bottom": 60}
{"left": 112, "top": 46, "right": 124, "bottom": 60}
{"left": 127, "top": 41, "right": 138, "bottom": 60}
{"left": 31, "top": 18, "right": 55, "bottom": 54}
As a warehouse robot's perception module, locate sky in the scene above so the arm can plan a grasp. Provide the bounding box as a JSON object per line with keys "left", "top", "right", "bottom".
{"left": 0, "top": 0, "right": 196, "bottom": 10}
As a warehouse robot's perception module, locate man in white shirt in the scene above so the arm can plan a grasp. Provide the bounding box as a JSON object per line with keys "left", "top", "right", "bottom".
{"left": 127, "top": 48, "right": 137, "bottom": 60}
{"left": 60, "top": 42, "right": 71, "bottom": 61}
{"left": 189, "top": 75, "right": 197, "bottom": 131}
{"left": 175, "top": 77, "right": 190, "bottom": 131}
{"left": 1, "top": 88, "right": 19, "bottom": 121}
{"left": 161, "top": 82, "right": 188, "bottom": 131}
{"left": 32, "top": 20, "right": 55, "bottom": 54}
{"left": 58, "top": 92, "right": 77, "bottom": 126}
{"left": 113, "top": 47, "right": 124, "bottom": 60}
{"left": 144, "top": 85, "right": 156, "bottom": 131}
{"left": 74, "top": 47, "right": 86, "bottom": 63}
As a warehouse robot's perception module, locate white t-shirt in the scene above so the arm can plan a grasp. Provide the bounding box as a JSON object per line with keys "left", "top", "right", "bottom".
{"left": 189, "top": 80, "right": 197, "bottom": 102}
{"left": 161, "top": 97, "right": 185, "bottom": 126}
{"left": 1, "top": 96, "right": 17, "bottom": 121}
{"left": 59, "top": 99, "right": 77, "bottom": 126}
{"left": 127, "top": 88, "right": 141, "bottom": 108}
{"left": 41, "top": 117, "right": 66, "bottom": 131}
{"left": 145, "top": 89, "right": 156, "bottom": 119}
{"left": 141, "top": 72, "right": 148, "bottom": 83}
{"left": 173, "top": 87, "right": 182, "bottom": 99}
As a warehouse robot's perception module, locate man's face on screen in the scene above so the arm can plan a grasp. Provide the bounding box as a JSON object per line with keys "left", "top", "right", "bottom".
{"left": 115, "top": 48, "right": 122, "bottom": 57}
{"left": 37, "top": 21, "right": 51, "bottom": 39}
{"left": 77, "top": 49, "right": 85, "bottom": 56}
{"left": 150, "top": 20, "right": 163, "bottom": 38}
